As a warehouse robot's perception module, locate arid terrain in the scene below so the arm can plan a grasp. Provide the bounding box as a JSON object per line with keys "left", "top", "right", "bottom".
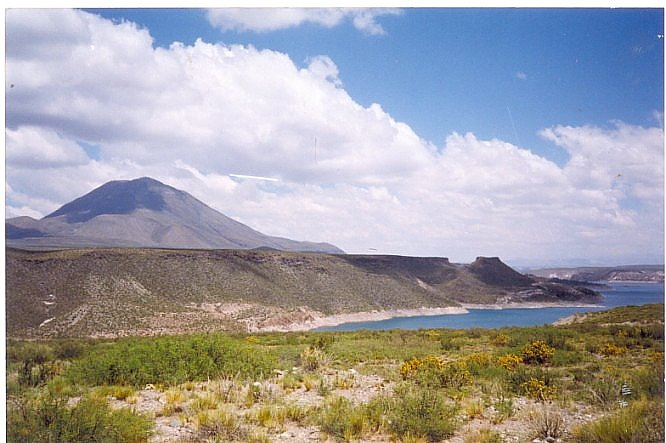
{"left": 7, "top": 247, "right": 601, "bottom": 338}
{"left": 7, "top": 304, "right": 664, "bottom": 442}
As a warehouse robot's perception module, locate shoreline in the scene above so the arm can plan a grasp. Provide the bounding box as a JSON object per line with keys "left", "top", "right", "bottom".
{"left": 460, "top": 302, "right": 601, "bottom": 310}
{"left": 256, "top": 306, "right": 469, "bottom": 332}
{"left": 255, "top": 301, "right": 603, "bottom": 332}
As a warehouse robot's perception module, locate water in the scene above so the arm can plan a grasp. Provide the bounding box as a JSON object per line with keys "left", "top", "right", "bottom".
{"left": 316, "top": 282, "right": 664, "bottom": 331}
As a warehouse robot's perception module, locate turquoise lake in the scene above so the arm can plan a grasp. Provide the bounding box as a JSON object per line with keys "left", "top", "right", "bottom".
{"left": 316, "top": 282, "right": 665, "bottom": 331}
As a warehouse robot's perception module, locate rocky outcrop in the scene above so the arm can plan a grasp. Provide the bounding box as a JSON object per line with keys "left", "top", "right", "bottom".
{"left": 467, "top": 256, "right": 534, "bottom": 287}
{"left": 511, "top": 282, "right": 603, "bottom": 304}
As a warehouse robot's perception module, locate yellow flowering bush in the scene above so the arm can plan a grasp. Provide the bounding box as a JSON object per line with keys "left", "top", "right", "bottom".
{"left": 496, "top": 354, "right": 523, "bottom": 371}
{"left": 522, "top": 340, "right": 555, "bottom": 365}
{"left": 400, "top": 356, "right": 472, "bottom": 388}
{"left": 490, "top": 333, "right": 510, "bottom": 347}
{"left": 520, "top": 377, "right": 557, "bottom": 401}
{"left": 465, "top": 353, "right": 494, "bottom": 367}
{"left": 399, "top": 356, "right": 446, "bottom": 379}
{"left": 599, "top": 343, "right": 628, "bottom": 357}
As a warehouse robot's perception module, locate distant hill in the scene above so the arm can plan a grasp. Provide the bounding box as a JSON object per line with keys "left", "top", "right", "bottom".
{"left": 467, "top": 256, "right": 534, "bottom": 287}
{"left": 529, "top": 265, "right": 664, "bottom": 283}
{"left": 6, "top": 248, "right": 602, "bottom": 338}
{"left": 5, "top": 177, "right": 343, "bottom": 254}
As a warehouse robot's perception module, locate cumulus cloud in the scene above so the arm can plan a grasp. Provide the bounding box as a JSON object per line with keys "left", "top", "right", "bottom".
{"left": 540, "top": 122, "right": 664, "bottom": 203}
{"left": 205, "top": 8, "right": 401, "bottom": 35}
{"left": 6, "top": 126, "right": 90, "bottom": 169}
{"left": 4, "top": 9, "right": 663, "bottom": 265}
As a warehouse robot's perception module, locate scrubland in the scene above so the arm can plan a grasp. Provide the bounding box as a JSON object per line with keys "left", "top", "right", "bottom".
{"left": 6, "top": 303, "right": 664, "bottom": 442}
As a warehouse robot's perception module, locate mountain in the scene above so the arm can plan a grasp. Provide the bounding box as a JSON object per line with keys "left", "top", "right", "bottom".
{"left": 528, "top": 265, "right": 664, "bottom": 283}
{"left": 5, "top": 177, "right": 343, "bottom": 253}
{"left": 6, "top": 248, "right": 602, "bottom": 338}
{"left": 467, "top": 256, "right": 534, "bottom": 287}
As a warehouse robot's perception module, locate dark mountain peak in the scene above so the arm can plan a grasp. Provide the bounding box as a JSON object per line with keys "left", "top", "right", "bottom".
{"left": 472, "top": 256, "right": 501, "bottom": 264}
{"left": 44, "top": 177, "right": 175, "bottom": 223}
{"left": 8, "top": 177, "right": 344, "bottom": 253}
{"left": 468, "top": 256, "right": 533, "bottom": 287}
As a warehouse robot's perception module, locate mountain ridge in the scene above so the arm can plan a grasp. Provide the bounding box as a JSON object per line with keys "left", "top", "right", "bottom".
{"left": 6, "top": 247, "right": 603, "bottom": 338}
{"left": 6, "top": 177, "right": 343, "bottom": 254}
{"left": 529, "top": 264, "right": 664, "bottom": 283}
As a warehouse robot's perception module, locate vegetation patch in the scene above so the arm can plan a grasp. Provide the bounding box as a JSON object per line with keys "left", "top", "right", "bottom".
{"left": 8, "top": 391, "right": 152, "bottom": 443}
{"left": 67, "top": 333, "right": 278, "bottom": 386}
{"left": 388, "top": 385, "right": 459, "bottom": 442}
{"left": 5, "top": 303, "right": 664, "bottom": 442}
{"left": 572, "top": 399, "right": 665, "bottom": 442}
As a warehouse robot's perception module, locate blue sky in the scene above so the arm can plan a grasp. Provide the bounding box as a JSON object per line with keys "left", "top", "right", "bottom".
{"left": 5, "top": 8, "right": 665, "bottom": 266}
{"left": 87, "top": 8, "right": 664, "bottom": 165}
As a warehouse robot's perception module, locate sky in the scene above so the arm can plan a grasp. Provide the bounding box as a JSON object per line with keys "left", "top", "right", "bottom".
{"left": 4, "top": 7, "right": 665, "bottom": 267}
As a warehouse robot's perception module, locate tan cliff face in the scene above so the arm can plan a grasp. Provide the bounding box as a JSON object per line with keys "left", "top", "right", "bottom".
{"left": 6, "top": 247, "right": 601, "bottom": 338}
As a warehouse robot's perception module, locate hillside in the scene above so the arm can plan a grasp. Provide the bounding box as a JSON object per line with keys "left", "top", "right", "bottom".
{"left": 529, "top": 264, "right": 664, "bottom": 282}
{"left": 6, "top": 248, "right": 601, "bottom": 338}
{"left": 5, "top": 177, "right": 343, "bottom": 254}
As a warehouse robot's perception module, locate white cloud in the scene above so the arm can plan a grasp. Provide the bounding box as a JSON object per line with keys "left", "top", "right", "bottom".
{"left": 6, "top": 126, "right": 90, "bottom": 168}
{"left": 515, "top": 71, "right": 527, "bottom": 80}
{"left": 540, "top": 122, "right": 664, "bottom": 203}
{"left": 306, "top": 55, "right": 342, "bottom": 87}
{"left": 205, "top": 8, "right": 401, "bottom": 35}
{"left": 4, "top": 9, "right": 664, "bottom": 266}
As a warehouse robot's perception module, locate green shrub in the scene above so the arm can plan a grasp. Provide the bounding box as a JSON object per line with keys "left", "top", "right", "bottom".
{"left": 10, "top": 342, "right": 58, "bottom": 388}
{"left": 551, "top": 349, "right": 585, "bottom": 366}
{"left": 388, "top": 386, "right": 458, "bottom": 442}
{"left": 317, "top": 396, "right": 374, "bottom": 442}
{"left": 18, "top": 360, "right": 63, "bottom": 388}
{"left": 464, "top": 400, "right": 485, "bottom": 419}
{"left": 541, "top": 327, "right": 572, "bottom": 350}
{"left": 572, "top": 399, "right": 664, "bottom": 443}
{"left": 630, "top": 363, "right": 665, "bottom": 399}
{"left": 7, "top": 341, "right": 54, "bottom": 365}
{"left": 195, "top": 407, "right": 247, "bottom": 441}
{"left": 7, "top": 392, "right": 152, "bottom": 443}
{"left": 440, "top": 336, "right": 462, "bottom": 351}
{"left": 53, "top": 340, "right": 87, "bottom": 360}
{"left": 284, "top": 403, "right": 311, "bottom": 423}
{"left": 299, "top": 346, "right": 330, "bottom": 372}
{"left": 67, "top": 334, "right": 277, "bottom": 387}
{"left": 249, "top": 403, "right": 287, "bottom": 429}
{"left": 505, "top": 366, "right": 555, "bottom": 396}
{"left": 280, "top": 370, "right": 303, "bottom": 391}
{"left": 587, "top": 376, "right": 622, "bottom": 409}
{"left": 191, "top": 393, "right": 219, "bottom": 412}
{"left": 491, "top": 397, "right": 514, "bottom": 424}
{"left": 312, "top": 334, "right": 336, "bottom": 350}
{"left": 464, "top": 428, "right": 503, "bottom": 443}
{"left": 92, "top": 385, "right": 136, "bottom": 401}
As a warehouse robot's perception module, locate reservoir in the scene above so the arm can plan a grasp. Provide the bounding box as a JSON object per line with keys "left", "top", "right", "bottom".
{"left": 316, "top": 282, "right": 664, "bottom": 331}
